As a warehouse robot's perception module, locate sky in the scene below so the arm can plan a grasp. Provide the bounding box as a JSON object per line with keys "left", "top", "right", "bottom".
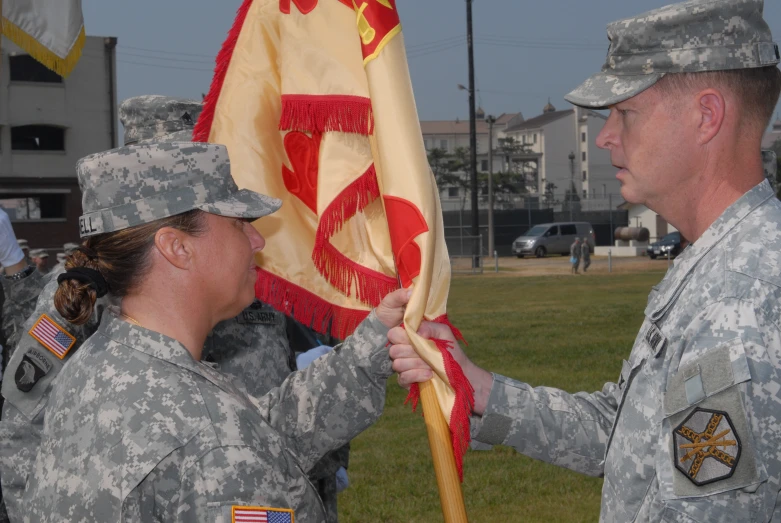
{"left": 82, "top": 0, "right": 781, "bottom": 126}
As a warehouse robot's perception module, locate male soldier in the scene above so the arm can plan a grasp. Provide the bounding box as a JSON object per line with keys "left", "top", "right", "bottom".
{"left": 28, "top": 250, "right": 48, "bottom": 276}
{"left": 0, "top": 95, "right": 345, "bottom": 522}
{"left": 390, "top": 1, "right": 781, "bottom": 521}
{"left": 580, "top": 237, "right": 591, "bottom": 273}
{"left": 570, "top": 237, "right": 581, "bottom": 274}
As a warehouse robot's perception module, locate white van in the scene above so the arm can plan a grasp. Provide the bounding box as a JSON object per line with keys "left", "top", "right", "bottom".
{"left": 512, "top": 222, "right": 595, "bottom": 258}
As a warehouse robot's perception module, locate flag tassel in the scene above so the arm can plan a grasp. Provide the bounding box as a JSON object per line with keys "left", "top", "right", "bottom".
{"left": 280, "top": 94, "right": 374, "bottom": 135}
{"left": 1, "top": 18, "right": 85, "bottom": 78}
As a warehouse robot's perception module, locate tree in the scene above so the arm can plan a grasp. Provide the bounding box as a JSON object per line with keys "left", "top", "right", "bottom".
{"left": 428, "top": 147, "right": 471, "bottom": 209}
{"left": 497, "top": 137, "right": 536, "bottom": 193}
{"left": 543, "top": 182, "right": 558, "bottom": 208}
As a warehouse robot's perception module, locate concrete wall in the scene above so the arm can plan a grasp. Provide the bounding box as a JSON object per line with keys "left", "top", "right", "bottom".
{"left": 627, "top": 205, "right": 677, "bottom": 242}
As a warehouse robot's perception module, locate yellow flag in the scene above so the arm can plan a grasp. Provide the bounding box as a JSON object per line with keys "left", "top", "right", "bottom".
{"left": 195, "top": 0, "right": 474, "bottom": 475}
{"left": 2, "top": 0, "right": 85, "bottom": 77}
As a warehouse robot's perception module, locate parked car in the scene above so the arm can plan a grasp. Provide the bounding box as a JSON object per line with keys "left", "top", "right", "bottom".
{"left": 647, "top": 231, "right": 683, "bottom": 259}
{"left": 512, "top": 222, "right": 595, "bottom": 258}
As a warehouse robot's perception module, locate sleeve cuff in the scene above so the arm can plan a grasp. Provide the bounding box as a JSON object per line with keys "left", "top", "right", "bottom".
{"left": 470, "top": 373, "right": 526, "bottom": 446}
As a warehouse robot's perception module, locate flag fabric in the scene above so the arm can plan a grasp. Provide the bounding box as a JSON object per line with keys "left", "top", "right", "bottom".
{"left": 231, "top": 505, "right": 294, "bottom": 523}
{"left": 28, "top": 314, "right": 76, "bottom": 359}
{"left": 2, "top": 0, "right": 85, "bottom": 77}
{"left": 195, "top": 0, "right": 474, "bottom": 477}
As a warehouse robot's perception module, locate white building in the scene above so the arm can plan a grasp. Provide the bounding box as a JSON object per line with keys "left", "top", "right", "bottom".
{"left": 0, "top": 35, "right": 118, "bottom": 250}
{"left": 618, "top": 202, "right": 677, "bottom": 243}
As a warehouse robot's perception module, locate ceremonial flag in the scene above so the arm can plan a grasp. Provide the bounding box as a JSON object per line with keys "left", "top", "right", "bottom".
{"left": 1, "top": 0, "right": 85, "bottom": 77}
{"left": 195, "top": 0, "right": 474, "bottom": 487}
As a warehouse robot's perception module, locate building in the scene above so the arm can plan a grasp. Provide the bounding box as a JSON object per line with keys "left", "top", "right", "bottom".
{"left": 617, "top": 202, "right": 677, "bottom": 243}
{"left": 501, "top": 102, "right": 619, "bottom": 207}
{"left": 763, "top": 114, "right": 781, "bottom": 149}
{"left": 0, "top": 35, "right": 118, "bottom": 252}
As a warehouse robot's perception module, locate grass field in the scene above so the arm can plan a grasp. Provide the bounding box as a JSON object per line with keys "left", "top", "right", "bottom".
{"left": 338, "top": 269, "right": 667, "bottom": 522}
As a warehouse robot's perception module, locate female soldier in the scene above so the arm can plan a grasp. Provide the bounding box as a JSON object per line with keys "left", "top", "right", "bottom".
{"left": 22, "top": 142, "right": 408, "bottom": 522}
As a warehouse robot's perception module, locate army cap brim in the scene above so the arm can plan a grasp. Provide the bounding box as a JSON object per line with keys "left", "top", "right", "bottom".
{"left": 565, "top": 71, "right": 664, "bottom": 109}
{"left": 197, "top": 188, "right": 281, "bottom": 221}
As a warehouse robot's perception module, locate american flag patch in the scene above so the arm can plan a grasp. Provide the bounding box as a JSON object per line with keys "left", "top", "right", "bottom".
{"left": 28, "top": 314, "right": 76, "bottom": 360}
{"left": 231, "top": 506, "right": 294, "bottom": 523}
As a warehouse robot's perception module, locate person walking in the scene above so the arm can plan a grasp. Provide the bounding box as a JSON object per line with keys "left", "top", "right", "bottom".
{"left": 580, "top": 237, "right": 591, "bottom": 272}
{"left": 570, "top": 237, "right": 581, "bottom": 274}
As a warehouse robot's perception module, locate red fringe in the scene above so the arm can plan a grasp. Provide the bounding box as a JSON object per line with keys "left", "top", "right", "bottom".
{"left": 254, "top": 266, "right": 370, "bottom": 339}
{"left": 403, "top": 337, "right": 474, "bottom": 482}
{"left": 311, "top": 165, "right": 395, "bottom": 306}
{"left": 280, "top": 95, "right": 374, "bottom": 135}
{"left": 192, "top": 0, "right": 254, "bottom": 142}
{"left": 430, "top": 314, "right": 467, "bottom": 345}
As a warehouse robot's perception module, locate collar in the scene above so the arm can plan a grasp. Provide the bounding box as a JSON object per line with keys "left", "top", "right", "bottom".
{"left": 97, "top": 309, "right": 244, "bottom": 397}
{"left": 644, "top": 180, "right": 775, "bottom": 321}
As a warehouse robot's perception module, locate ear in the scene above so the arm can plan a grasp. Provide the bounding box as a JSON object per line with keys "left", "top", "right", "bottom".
{"left": 153, "top": 227, "right": 194, "bottom": 270}
{"left": 695, "top": 88, "right": 726, "bottom": 146}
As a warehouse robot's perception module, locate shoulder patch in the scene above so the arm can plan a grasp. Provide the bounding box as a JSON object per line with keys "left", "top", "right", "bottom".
{"left": 644, "top": 323, "right": 667, "bottom": 357}
{"left": 236, "top": 308, "right": 279, "bottom": 325}
{"left": 28, "top": 314, "right": 76, "bottom": 360}
{"left": 673, "top": 407, "right": 741, "bottom": 486}
{"left": 232, "top": 505, "right": 294, "bottom": 522}
{"left": 15, "top": 348, "right": 53, "bottom": 392}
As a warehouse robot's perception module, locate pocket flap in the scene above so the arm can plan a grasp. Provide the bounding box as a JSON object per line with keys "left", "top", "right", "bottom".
{"left": 664, "top": 338, "right": 750, "bottom": 417}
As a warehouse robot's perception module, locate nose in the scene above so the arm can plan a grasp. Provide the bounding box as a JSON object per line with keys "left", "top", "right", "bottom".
{"left": 596, "top": 109, "right": 619, "bottom": 150}
{"left": 244, "top": 221, "right": 266, "bottom": 252}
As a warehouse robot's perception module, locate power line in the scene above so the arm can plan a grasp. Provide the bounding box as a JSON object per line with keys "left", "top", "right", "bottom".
{"left": 118, "top": 59, "right": 214, "bottom": 72}
{"left": 118, "top": 51, "right": 214, "bottom": 65}
{"left": 121, "top": 45, "right": 215, "bottom": 59}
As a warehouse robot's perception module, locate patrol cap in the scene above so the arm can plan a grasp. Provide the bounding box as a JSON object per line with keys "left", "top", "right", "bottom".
{"left": 56, "top": 253, "right": 66, "bottom": 263}
{"left": 17, "top": 239, "right": 28, "bottom": 251}
{"left": 119, "top": 95, "right": 202, "bottom": 145}
{"left": 77, "top": 142, "right": 282, "bottom": 238}
{"left": 63, "top": 242, "right": 79, "bottom": 254}
{"left": 566, "top": 0, "right": 780, "bottom": 109}
{"left": 29, "top": 248, "right": 48, "bottom": 258}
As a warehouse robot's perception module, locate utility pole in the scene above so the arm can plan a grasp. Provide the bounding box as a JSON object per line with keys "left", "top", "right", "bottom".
{"left": 486, "top": 114, "right": 496, "bottom": 257}
{"left": 568, "top": 151, "right": 576, "bottom": 222}
{"left": 466, "top": 0, "right": 479, "bottom": 268}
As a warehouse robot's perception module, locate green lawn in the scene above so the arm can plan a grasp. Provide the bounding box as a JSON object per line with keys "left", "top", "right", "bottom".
{"left": 338, "top": 270, "right": 666, "bottom": 522}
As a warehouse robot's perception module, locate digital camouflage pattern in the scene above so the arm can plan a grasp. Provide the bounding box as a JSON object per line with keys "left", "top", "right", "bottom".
{"left": 471, "top": 180, "right": 781, "bottom": 521}
{"left": 22, "top": 310, "right": 392, "bottom": 522}
{"left": 762, "top": 150, "right": 777, "bottom": 191}
{"left": 565, "top": 0, "right": 780, "bottom": 108}
{"left": 119, "top": 95, "right": 202, "bottom": 145}
{"left": 0, "top": 270, "right": 45, "bottom": 360}
{"left": 77, "top": 142, "right": 281, "bottom": 238}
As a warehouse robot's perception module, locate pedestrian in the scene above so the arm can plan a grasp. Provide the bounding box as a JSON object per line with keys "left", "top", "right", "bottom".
{"left": 580, "top": 237, "right": 591, "bottom": 272}
{"left": 390, "top": 1, "right": 781, "bottom": 520}
{"left": 20, "top": 141, "right": 409, "bottom": 522}
{"left": 0, "top": 95, "right": 345, "bottom": 523}
{"left": 570, "top": 237, "right": 581, "bottom": 274}
{"left": 28, "top": 249, "right": 48, "bottom": 275}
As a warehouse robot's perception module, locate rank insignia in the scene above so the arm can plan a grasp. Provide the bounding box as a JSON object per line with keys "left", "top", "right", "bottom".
{"left": 673, "top": 408, "right": 741, "bottom": 486}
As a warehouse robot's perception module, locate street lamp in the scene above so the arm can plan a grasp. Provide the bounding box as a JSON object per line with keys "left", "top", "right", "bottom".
{"left": 486, "top": 115, "right": 496, "bottom": 257}
{"left": 568, "top": 151, "right": 576, "bottom": 221}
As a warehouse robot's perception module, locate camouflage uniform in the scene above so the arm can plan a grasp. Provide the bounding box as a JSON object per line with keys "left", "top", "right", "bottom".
{"left": 762, "top": 150, "right": 777, "bottom": 192}
{"left": 18, "top": 141, "right": 387, "bottom": 521}
{"left": 473, "top": 2, "right": 781, "bottom": 522}
{"left": 580, "top": 239, "right": 591, "bottom": 272}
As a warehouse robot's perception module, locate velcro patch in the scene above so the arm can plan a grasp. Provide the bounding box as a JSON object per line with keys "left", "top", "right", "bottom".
{"left": 15, "top": 348, "right": 53, "bottom": 392}
{"left": 236, "top": 309, "right": 278, "bottom": 325}
{"left": 28, "top": 314, "right": 76, "bottom": 360}
{"left": 673, "top": 407, "right": 741, "bottom": 486}
{"left": 232, "top": 505, "right": 294, "bottom": 523}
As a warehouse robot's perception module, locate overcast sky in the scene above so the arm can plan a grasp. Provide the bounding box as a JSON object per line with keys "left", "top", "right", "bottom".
{"left": 82, "top": 0, "right": 781, "bottom": 126}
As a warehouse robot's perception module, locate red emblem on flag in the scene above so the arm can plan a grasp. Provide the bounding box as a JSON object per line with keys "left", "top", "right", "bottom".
{"left": 383, "top": 195, "right": 428, "bottom": 287}
{"left": 351, "top": 0, "right": 401, "bottom": 63}
{"left": 282, "top": 131, "right": 322, "bottom": 214}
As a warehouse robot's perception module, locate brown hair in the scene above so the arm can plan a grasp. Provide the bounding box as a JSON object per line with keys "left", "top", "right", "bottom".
{"left": 654, "top": 66, "right": 781, "bottom": 131}
{"left": 54, "top": 210, "right": 207, "bottom": 325}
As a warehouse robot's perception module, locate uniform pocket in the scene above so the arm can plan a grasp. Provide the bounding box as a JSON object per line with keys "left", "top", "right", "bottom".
{"left": 660, "top": 339, "right": 764, "bottom": 500}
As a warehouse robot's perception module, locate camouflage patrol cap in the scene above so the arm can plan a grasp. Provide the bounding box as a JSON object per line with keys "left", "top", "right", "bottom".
{"left": 29, "top": 248, "right": 48, "bottom": 259}
{"left": 120, "top": 95, "right": 202, "bottom": 145}
{"left": 565, "top": 0, "right": 780, "bottom": 109}
{"left": 63, "top": 242, "right": 79, "bottom": 254}
{"left": 77, "top": 142, "right": 281, "bottom": 238}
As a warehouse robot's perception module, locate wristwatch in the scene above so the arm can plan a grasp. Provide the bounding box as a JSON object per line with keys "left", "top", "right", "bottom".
{"left": 3, "top": 264, "right": 35, "bottom": 281}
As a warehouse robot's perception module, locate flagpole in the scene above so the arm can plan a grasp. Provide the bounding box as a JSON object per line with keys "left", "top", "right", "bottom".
{"left": 419, "top": 381, "right": 469, "bottom": 522}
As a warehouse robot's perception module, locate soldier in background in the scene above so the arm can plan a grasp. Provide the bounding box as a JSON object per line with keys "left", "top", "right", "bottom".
{"left": 28, "top": 250, "right": 48, "bottom": 276}
{"left": 569, "top": 237, "right": 581, "bottom": 274}
{"left": 390, "top": 1, "right": 781, "bottom": 520}
{"left": 580, "top": 237, "right": 591, "bottom": 273}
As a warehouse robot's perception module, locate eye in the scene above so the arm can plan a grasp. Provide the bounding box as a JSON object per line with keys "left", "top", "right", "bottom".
{"left": 618, "top": 109, "right": 629, "bottom": 116}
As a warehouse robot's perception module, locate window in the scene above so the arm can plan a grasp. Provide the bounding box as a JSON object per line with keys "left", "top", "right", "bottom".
{"left": 440, "top": 140, "right": 447, "bottom": 150}
{"left": 447, "top": 187, "right": 459, "bottom": 198}
{"left": 581, "top": 132, "right": 586, "bottom": 142}
{"left": 546, "top": 226, "right": 559, "bottom": 236}
{"left": 533, "top": 133, "right": 537, "bottom": 144}
{"left": 582, "top": 170, "right": 587, "bottom": 181}
{"left": 9, "top": 55, "right": 63, "bottom": 83}
{"left": 560, "top": 224, "right": 577, "bottom": 235}
{"left": 0, "top": 194, "right": 66, "bottom": 221}
{"left": 582, "top": 151, "right": 587, "bottom": 162}
{"left": 12, "top": 125, "right": 65, "bottom": 151}
{"left": 481, "top": 160, "right": 488, "bottom": 171}
{"left": 582, "top": 190, "right": 587, "bottom": 198}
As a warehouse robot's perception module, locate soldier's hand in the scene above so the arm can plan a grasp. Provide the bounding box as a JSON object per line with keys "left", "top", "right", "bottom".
{"left": 375, "top": 287, "right": 413, "bottom": 329}
{"left": 389, "top": 321, "right": 494, "bottom": 415}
